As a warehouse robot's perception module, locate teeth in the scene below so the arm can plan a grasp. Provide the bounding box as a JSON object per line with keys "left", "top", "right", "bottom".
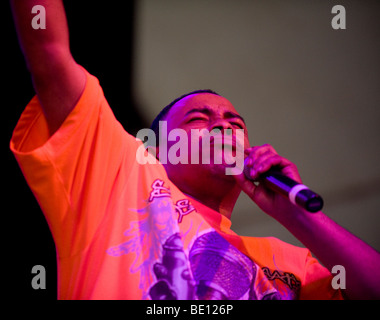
{"left": 212, "top": 137, "right": 228, "bottom": 148}
{"left": 211, "top": 136, "right": 244, "bottom": 150}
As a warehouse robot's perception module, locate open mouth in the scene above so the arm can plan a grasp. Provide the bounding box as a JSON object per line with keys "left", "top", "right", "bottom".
{"left": 209, "top": 135, "right": 244, "bottom": 153}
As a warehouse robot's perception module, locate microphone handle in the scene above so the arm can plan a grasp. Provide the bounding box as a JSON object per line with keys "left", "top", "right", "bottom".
{"left": 260, "top": 171, "right": 324, "bottom": 213}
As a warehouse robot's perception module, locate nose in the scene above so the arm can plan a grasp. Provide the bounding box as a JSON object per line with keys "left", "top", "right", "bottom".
{"left": 210, "top": 119, "right": 233, "bottom": 133}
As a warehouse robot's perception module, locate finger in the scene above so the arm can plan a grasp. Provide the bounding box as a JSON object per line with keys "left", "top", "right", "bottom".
{"left": 248, "top": 144, "right": 276, "bottom": 157}
{"left": 247, "top": 144, "right": 277, "bottom": 163}
{"left": 253, "top": 154, "right": 284, "bottom": 177}
{"left": 246, "top": 146, "right": 279, "bottom": 179}
{"left": 246, "top": 155, "right": 281, "bottom": 180}
{"left": 255, "top": 155, "right": 302, "bottom": 183}
{"left": 244, "top": 144, "right": 276, "bottom": 170}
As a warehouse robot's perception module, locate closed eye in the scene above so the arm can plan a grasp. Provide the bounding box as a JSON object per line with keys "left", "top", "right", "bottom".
{"left": 187, "top": 117, "right": 208, "bottom": 123}
{"left": 230, "top": 121, "right": 244, "bottom": 129}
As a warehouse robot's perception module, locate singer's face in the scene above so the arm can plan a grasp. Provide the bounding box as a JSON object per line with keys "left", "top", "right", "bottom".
{"left": 158, "top": 92, "right": 250, "bottom": 186}
{"left": 165, "top": 92, "right": 249, "bottom": 142}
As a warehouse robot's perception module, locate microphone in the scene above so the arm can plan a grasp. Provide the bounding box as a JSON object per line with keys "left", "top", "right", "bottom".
{"left": 243, "top": 159, "right": 323, "bottom": 213}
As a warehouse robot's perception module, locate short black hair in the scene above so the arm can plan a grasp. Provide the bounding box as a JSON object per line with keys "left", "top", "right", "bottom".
{"left": 150, "top": 89, "right": 220, "bottom": 142}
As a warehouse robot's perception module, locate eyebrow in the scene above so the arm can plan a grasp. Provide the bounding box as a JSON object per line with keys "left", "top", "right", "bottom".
{"left": 185, "top": 107, "right": 246, "bottom": 124}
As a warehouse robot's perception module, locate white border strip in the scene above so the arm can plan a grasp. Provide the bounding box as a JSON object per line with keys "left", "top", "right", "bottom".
{"left": 289, "top": 184, "right": 308, "bottom": 205}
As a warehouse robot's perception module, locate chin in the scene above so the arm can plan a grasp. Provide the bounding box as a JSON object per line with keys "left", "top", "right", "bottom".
{"left": 206, "top": 163, "right": 237, "bottom": 182}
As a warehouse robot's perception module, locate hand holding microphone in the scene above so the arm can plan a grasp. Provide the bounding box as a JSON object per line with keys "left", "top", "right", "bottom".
{"left": 243, "top": 145, "right": 323, "bottom": 213}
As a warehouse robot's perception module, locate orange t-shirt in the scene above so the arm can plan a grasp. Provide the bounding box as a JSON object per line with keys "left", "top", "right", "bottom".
{"left": 10, "top": 69, "right": 342, "bottom": 300}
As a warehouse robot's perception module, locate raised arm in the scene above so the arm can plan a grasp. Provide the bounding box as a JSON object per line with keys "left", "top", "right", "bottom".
{"left": 11, "top": 0, "right": 85, "bottom": 134}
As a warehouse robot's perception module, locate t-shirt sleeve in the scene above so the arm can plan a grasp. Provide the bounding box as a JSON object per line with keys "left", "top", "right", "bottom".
{"left": 10, "top": 68, "right": 137, "bottom": 257}
{"left": 300, "top": 251, "right": 344, "bottom": 300}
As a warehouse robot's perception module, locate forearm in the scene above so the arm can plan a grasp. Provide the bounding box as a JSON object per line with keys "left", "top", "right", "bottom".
{"left": 279, "top": 208, "right": 380, "bottom": 299}
{"left": 10, "top": 0, "right": 85, "bottom": 134}
{"left": 240, "top": 145, "right": 380, "bottom": 299}
{"left": 10, "top": 0, "right": 71, "bottom": 73}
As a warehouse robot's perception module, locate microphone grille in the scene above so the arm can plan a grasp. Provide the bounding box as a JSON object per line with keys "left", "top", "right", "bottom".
{"left": 189, "top": 231, "right": 256, "bottom": 299}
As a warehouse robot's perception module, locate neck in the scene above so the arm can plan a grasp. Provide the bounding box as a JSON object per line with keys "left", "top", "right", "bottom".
{"left": 165, "top": 163, "right": 242, "bottom": 219}
{"left": 183, "top": 179, "right": 241, "bottom": 220}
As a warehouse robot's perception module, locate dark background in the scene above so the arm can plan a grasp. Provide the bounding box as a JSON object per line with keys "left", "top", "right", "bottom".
{"left": 4, "top": 1, "right": 144, "bottom": 300}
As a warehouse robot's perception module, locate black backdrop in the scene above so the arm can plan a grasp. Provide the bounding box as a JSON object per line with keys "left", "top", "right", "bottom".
{"left": 3, "top": 1, "right": 146, "bottom": 300}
